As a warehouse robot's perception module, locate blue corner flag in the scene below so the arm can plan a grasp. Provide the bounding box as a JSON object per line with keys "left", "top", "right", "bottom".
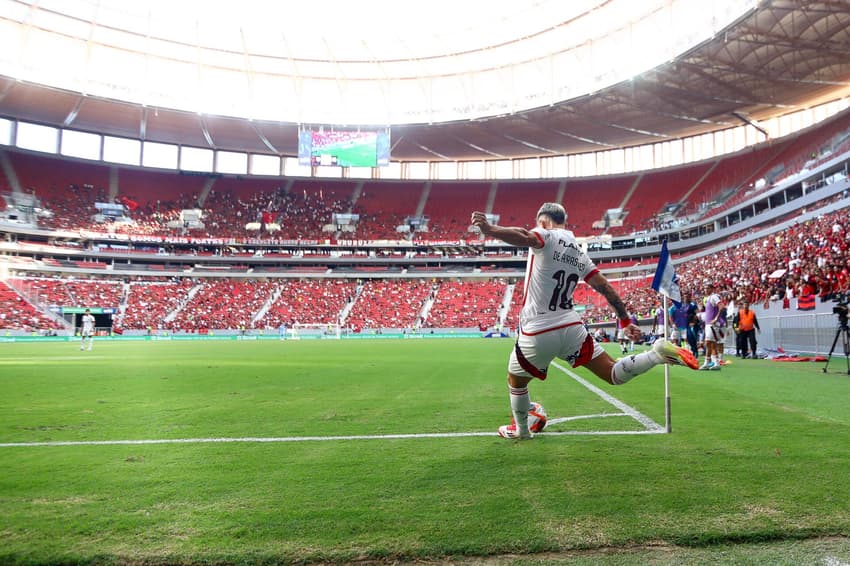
{"left": 652, "top": 239, "right": 681, "bottom": 306}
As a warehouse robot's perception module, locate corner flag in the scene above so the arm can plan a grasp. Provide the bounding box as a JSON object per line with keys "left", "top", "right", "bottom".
{"left": 651, "top": 239, "right": 681, "bottom": 306}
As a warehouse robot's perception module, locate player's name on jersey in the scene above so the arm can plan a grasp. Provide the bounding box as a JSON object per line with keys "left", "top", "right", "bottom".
{"left": 552, "top": 250, "right": 585, "bottom": 269}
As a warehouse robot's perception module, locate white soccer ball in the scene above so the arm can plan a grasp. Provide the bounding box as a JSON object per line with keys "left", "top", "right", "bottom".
{"left": 512, "top": 401, "right": 548, "bottom": 433}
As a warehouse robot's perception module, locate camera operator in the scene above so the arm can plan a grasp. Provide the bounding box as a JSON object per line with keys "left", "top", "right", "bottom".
{"left": 733, "top": 300, "right": 760, "bottom": 359}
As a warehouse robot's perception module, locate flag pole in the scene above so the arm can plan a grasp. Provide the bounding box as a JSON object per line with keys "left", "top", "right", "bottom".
{"left": 652, "top": 238, "right": 677, "bottom": 434}
{"left": 663, "top": 293, "right": 671, "bottom": 433}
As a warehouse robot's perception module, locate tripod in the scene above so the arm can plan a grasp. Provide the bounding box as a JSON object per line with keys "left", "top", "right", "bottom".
{"left": 822, "top": 319, "right": 850, "bottom": 375}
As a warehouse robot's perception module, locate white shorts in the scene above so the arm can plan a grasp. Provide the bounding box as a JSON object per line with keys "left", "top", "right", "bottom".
{"left": 705, "top": 324, "right": 723, "bottom": 343}
{"left": 616, "top": 328, "right": 626, "bottom": 341}
{"left": 509, "top": 323, "right": 605, "bottom": 380}
{"left": 670, "top": 328, "right": 686, "bottom": 341}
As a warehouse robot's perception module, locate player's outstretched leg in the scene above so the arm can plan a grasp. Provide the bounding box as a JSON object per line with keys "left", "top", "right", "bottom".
{"left": 599, "top": 338, "right": 699, "bottom": 385}
{"left": 652, "top": 338, "right": 699, "bottom": 369}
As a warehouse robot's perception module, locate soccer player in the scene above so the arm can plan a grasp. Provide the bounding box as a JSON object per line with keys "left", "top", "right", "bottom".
{"left": 628, "top": 312, "right": 639, "bottom": 351}
{"left": 471, "top": 204, "right": 698, "bottom": 440}
{"left": 700, "top": 282, "right": 724, "bottom": 370}
{"left": 668, "top": 291, "right": 694, "bottom": 347}
{"left": 616, "top": 317, "right": 630, "bottom": 354}
{"left": 80, "top": 308, "right": 95, "bottom": 351}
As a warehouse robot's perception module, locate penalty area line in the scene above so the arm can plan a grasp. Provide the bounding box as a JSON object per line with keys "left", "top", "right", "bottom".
{"left": 0, "top": 428, "right": 665, "bottom": 448}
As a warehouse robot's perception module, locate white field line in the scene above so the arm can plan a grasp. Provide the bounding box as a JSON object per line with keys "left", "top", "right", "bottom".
{"left": 0, "top": 356, "right": 108, "bottom": 363}
{"left": 0, "top": 361, "right": 664, "bottom": 448}
{"left": 547, "top": 413, "right": 632, "bottom": 425}
{"left": 550, "top": 360, "right": 665, "bottom": 432}
{"left": 0, "top": 428, "right": 665, "bottom": 448}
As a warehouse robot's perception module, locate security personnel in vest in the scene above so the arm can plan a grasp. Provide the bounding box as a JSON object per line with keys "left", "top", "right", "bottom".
{"left": 733, "top": 300, "right": 760, "bottom": 358}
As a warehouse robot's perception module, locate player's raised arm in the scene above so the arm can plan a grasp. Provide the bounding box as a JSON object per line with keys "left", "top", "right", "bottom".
{"left": 470, "top": 211, "right": 543, "bottom": 249}
{"left": 586, "top": 271, "right": 642, "bottom": 341}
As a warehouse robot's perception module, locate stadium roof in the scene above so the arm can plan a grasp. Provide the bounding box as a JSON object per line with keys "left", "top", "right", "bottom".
{"left": 1, "top": 0, "right": 849, "bottom": 161}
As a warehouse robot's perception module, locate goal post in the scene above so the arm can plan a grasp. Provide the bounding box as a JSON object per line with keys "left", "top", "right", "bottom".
{"left": 291, "top": 322, "right": 342, "bottom": 340}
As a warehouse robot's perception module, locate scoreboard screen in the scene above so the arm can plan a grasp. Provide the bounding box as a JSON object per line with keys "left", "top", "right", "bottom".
{"left": 298, "top": 130, "right": 389, "bottom": 167}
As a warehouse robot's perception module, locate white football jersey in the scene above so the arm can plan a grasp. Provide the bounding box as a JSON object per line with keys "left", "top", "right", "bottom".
{"left": 519, "top": 227, "right": 598, "bottom": 334}
{"left": 82, "top": 313, "right": 95, "bottom": 332}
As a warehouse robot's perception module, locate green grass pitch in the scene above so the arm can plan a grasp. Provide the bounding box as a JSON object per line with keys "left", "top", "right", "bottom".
{"left": 1, "top": 339, "right": 849, "bottom": 564}
{"left": 314, "top": 140, "right": 376, "bottom": 167}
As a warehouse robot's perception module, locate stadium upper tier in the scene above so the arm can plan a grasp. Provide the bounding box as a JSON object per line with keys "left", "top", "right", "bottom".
{"left": 2, "top": 109, "right": 850, "bottom": 245}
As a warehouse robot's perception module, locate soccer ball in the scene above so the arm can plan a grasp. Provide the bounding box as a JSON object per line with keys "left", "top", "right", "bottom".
{"left": 511, "top": 401, "right": 548, "bottom": 433}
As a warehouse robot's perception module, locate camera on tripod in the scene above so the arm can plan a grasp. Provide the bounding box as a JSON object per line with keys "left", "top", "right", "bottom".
{"left": 825, "top": 291, "right": 850, "bottom": 375}
{"left": 832, "top": 292, "right": 849, "bottom": 322}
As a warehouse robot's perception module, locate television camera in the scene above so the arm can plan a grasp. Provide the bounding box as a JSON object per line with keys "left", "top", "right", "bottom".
{"left": 832, "top": 292, "right": 849, "bottom": 325}
{"left": 823, "top": 291, "right": 850, "bottom": 374}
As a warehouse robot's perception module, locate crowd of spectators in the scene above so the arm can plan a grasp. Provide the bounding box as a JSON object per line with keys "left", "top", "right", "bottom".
{"left": 166, "top": 280, "right": 278, "bottom": 332}
{"left": 119, "top": 279, "right": 197, "bottom": 331}
{"left": 344, "top": 280, "right": 433, "bottom": 331}
{"left": 0, "top": 281, "right": 63, "bottom": 331}
{"left": 261, "top": 279, "right": 357, "bottom": 329}
{"left": 673, "top": 206, "right": 849, "bottom": 310}
{"left": 422, "top": 280, "right": 506, "bottom": 329}
{"left": 1, "top": 200, "right": 848, "bottom": 333}
{"left": 5, "top": 106, "right": 849, "bottom": 247}
{"left": 36, "top": 183, "right": 109, "bottom": 231}
{"left": 496, "top": 205, "right": 849, "bottom": 326}
{"left": 2, "top": 201, "right": 849, "bottom": 334}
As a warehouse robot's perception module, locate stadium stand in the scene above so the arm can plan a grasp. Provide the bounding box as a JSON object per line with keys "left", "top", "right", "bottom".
{"left": 422, "top": 280, "right": 507, "bottom": 330}
{"left": 0, "top": 280, "right": 63, "bottom": 331}
{"left": 421, "top": 182, "right": 491, "bottom": 240}
{"left": 260, "top": 279, "right": 357, "bottom": 328}
{"left": 167, "top": 279, "right": 278, "bottom": 331}
{"left": 350, "top": 181, "right": 424, "bottom": 240}
{"left": 2, "top": 196, "right": 848, "bottom": 333}
{"left": 119, "top": 279, "right": 197, "bottom": 331}
{"left": 561, "top": 175, "right": 633, "bottom": 234}
{"left": 490, "top": 181, "right": 561, "bottom": 229}
{"left": 344, "top": 279, "right": 433, "bottom": 330}
{"left": 2, "top": 110, "right": 850, "bottom": 334}
{"left": 4, "top": 107, "right": 849, "bottom": 242}
{"left": 619, "top": 163, "right": 713, "bottom": 234}
{"left": 9, "top": 151, "right": 110, "bottom": 231}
